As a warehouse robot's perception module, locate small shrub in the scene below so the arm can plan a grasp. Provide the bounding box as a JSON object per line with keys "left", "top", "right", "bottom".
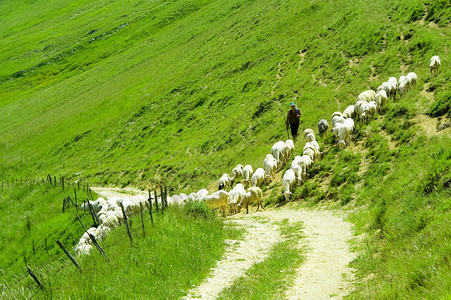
{"left": 183, "top": 200, "right": 215, "bottom": 219}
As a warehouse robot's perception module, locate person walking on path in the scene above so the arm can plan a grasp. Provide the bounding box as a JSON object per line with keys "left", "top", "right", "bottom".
{"left": 286, "top": 102, "right": 302, "bottom": 141}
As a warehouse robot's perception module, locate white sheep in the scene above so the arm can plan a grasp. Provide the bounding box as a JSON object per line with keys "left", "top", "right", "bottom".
{"left": 228, "top": 184, "right": 246, "bottom": 214}
{"left": 368, "top": 101, "right": 377, "bottom": 116}
{"left": 242, "top": 164, "right": 254, "bottom": 187}
{"left": 343, "top": 105, "right": 356, "bottom": 119}
{"left": 303, "top": 147, "right": 315, "bottom": 162}
{"left": 298, "top": 155, "right": 313, "bottom": 180}
{"left": 355, "top": 100, "right": 369, "bottom": 122}
{"left": 196, "top": 189, "right": 209, "bottom": 200}
{"left": 375, "top": 90, "right": 388, "bottom": 111}
{"left": 398, "top": 75, "right": 410, "bottom": 95}
{"left": 237, "top": 187, "right": 263, "bottom": 213}
{"left": 231, "top": 164, "right": 244, "bottom": 185}
{"left": 282, "top": 169, "right": 296, "bottom": 202}
{"left": 406, "top": 72, "right": 417, "bottom": 87}
{"left": 251, "top": 168, "right": 266, "bottom": 187}
{"left": 357, "top": 90, "right": 376, "bottom": 102}
{"left": 429, "top": 55, "right": 441, "bottom": 74}
{"left": 304, "top": 141, "right": 320, "bottom": 161}
{"left": 336, "top": 118, "right": 355, "bottom": 149}
{"left": 204, "top": 190, "right": 229, "bottom": 216}
{"left": 290, "top": 164, "right": 303, "bottom": 185}
{"left": 331, "top": 111, "right": 345, "bottom": 128}
{"left": 285, "top": 139, "right": 295, "bottom": 159}
{"left": 218, "top": 173, "right": 231, "bottom": 190}
{"left": 271, "top": 141, "right": 287, "bottom": 166}
{"left": 303, "top": 129, "right": 315, "bottom": 142}
{"left": 263, "top": 155, "right": 277, "bottom": 182}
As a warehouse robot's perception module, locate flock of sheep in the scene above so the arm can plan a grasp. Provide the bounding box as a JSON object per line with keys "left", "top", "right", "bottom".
{"left": 74, "top": 55, "right": 441, "bottom": 256}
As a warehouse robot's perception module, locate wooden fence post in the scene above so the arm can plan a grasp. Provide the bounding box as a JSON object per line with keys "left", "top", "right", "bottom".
{"left": 160, "top": 186, "right": 164, "bottom": 212}
{"left": 87, "top": 200, "right": 99, "bottom": 227}
{"left": 119, "top": 203, "right": 133, "bottom": 247}
{"left": 139, "top": 202, "right": 145, "bottom": 237}
{"left": 154, "top": 190, "right": 159, "bottom": 214}
{"left": 164, "top": 185, "right": 168, "bottom": 208}
{"left": 62, "top": 197, "right": 66, "bottom": 213}
{"left": 74, "top": 187, "right": 78, "bottom": 211}
{"left": 148, "top": 189, "right": 154, "bottom": 226}
{"left": 56, "top": 240, "right": 83, "bottom": 272}
{"left": 26, "top": 266, "right": 45, "bottom": 292}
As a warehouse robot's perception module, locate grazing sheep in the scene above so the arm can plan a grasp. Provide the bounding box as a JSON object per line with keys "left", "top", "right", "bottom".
{"left": 406, "top": 72, "right": 417, "bottom": 87}
{"left": 188, "top": 193, "right": 198, "bottom": 201}
{"left": 304, "top": 141, "right": 320, "bottom": 161}
{"left": 204, "top": 190, "right": 229, "bottom": 216}
{"left": 331, "top": 112, "right": 345, "bottom": 128}
{"left": 228, "top": 184, "right": 246, "bottom": 214}
{"left": 378, "top": 81, "right": 395, "bottom": 99}
{"left": 251, "top": 168, "right": 266, "bottom": 187}
{"left": 271, "top": 141, "right": 287, "bottom": 166}
{"left": 368, "top": 101, "right": 377, "bottom": 116}
{"left": 242, "top": 165, "right": 253, "bottom": 187}
{"left": 231, "top": 164, "right": 244, "bottom": 185}
{"left": 196, "top": 189, "right": 209, "bottom": 200}
{"left": 336, "top": 118, "right": 355, "bottom": 149}
{"left": 297, "top": 155, "right": 313, "bottom": 180}
{"left": 263, "top": 155, "right": 278, "bottom": 182}
{"left": 290, "top": 164, "right": 303, "bottom": 185}
{"left": 343, "top": 105, "right": 356, "bottom": 119}
{"left": 285, "top": 139, "right": 295, "bottom": 159}
{"left": 375, "top": 90, "right": 388, "bottom": 111}
{"left": 357, "top": 90, "right": 376, "bottom": 102}
{"left": 388, "top": 77, "right": 398, "bottom": 89}
{"left": 398, "top": 75, "right": 409, "bottom": 95}
{"left": 318, "top": 119, "right": 329, "bottom": 136}
{"left": 237, "top": 187, "right": 263, "bottom": 213}
{"left": 282, "top": 169, "right": 296, "bottom": 202}
{"left": 218, "top": 173, "right": 231, "bottom": 190}
{"left": 303, "top": 147, "right": 316, "bottom": 162}
{"left": 74, "top": 242, "right": 92, "bottom": 257}
{"left": 429, "top": 55, "right": 441, "bottom": 74}
{"left": 355, "top": 100, "right": 369, "bottom": 122}
{"left": 303, "top": 129, "right": 316, "bottom": 142}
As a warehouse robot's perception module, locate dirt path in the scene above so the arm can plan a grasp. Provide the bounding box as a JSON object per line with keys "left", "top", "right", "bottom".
{"left": 183, "top": 216, "right": 283, "bottom": 300}
{"left": 90, "top": 187, "right": 357, "bottom": 299}
{"left": 91, "top": 186, "right": 147, "bottom": 198}
{"left": 185, "top": 208, "right": 356, "bottom": 299}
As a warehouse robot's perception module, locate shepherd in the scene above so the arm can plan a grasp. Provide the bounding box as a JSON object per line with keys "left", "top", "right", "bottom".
{"left": 285, "top": 102, "right": 302, "bottom": 141}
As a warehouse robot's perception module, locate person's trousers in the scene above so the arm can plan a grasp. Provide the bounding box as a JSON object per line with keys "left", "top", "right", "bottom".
{"left": 290, "top": 123, "right": 299, "bottom": 139}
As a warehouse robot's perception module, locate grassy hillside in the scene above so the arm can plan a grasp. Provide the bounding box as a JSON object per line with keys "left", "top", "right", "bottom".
{"left": 1, "top": 0, "right": 450, "bottom": 298}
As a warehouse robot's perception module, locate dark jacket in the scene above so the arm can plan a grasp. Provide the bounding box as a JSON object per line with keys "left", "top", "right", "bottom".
{"left": 286, "top": 108, "right": 301, "bottom": 125}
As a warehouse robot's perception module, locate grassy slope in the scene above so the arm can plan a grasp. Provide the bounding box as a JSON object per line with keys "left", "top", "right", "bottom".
{"left": 0, "top": 0, "right": 450, "bottom": 298}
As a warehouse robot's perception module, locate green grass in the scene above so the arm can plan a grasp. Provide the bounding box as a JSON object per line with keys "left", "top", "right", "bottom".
{"left": 0, "top": 0, "right": 450, "bottom": 298}
{"left": 2, "top": 202, "right": 239, "bottom": 299}
{"left": 218, "top": 220, "right": 305, "bottom": 299}
{"left": 0, "top": 180, "right": 93, "bottom": 290}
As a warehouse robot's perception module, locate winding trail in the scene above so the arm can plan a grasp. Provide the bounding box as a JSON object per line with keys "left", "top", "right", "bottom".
{"left": 92, "top": 187, "right": 357, "bottom": 299}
